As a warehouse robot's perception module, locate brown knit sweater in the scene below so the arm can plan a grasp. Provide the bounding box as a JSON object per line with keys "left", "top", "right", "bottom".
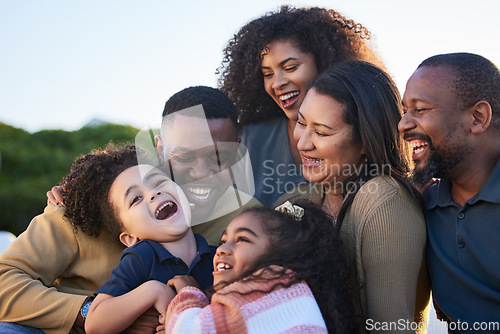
{"left": 275, "top": 175, "right": 430, "bottom": 333}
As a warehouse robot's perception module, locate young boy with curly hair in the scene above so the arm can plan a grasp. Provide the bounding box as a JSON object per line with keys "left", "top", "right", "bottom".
{"left": 60, "top": 145, "right": 215, "bottom": 333}
{"left": 0, "top": 144, "right": 215, "bottom": 334}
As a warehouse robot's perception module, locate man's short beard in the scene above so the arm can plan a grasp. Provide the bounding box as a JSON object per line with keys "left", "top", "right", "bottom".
{"left": 411, "top": 144, "right": 466, "bottom": 186}
{"left": 410, "top": 152, "right": 442, "bottom": 186}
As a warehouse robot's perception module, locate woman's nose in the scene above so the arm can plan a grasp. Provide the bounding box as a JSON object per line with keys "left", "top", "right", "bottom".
{"left": 271, "top": 72, "right": 288, "bottom": 90}
{"left": 296, "top": 128, "right": 314, "bottom": 151}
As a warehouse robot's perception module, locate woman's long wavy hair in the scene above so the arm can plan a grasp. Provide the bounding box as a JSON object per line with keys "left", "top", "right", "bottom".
{"left": 212, "top": 200, "right": 358, "bottom": 333}
{"left": 218, "top": 5, "right": 384, "bottom": 126}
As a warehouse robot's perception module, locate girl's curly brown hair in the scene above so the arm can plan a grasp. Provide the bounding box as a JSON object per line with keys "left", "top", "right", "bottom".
{"left": 213, "top": 200, "right": 359, "bottom": 333}
{"left": 61, "top": 144, "right": 147, "bottom": 242}
{"left": 218, "top": 5, "right": 385, "bottom": 126}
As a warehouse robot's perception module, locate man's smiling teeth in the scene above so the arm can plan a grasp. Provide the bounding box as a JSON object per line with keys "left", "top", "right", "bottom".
{"left": 216, "top": 263, "right": 232, "bottom": 271}
{"left": 188, "top": 187, "right": 211, "bottom": 200}
{"left": 409, "top": 140, "right": 428, "bottom": 154}
{"left": 279, "top": 91, "right": 299, "bottom": 101}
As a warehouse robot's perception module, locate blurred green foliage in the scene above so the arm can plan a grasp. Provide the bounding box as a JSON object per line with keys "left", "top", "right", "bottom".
{"left": 0, "top": 122, "right": 140, "bottom": 235}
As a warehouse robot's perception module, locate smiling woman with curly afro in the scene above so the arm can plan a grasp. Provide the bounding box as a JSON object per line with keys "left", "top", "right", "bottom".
{"left": 217, "top": 6, "right": 386, "bottom": 206}
{"left": 219, "top": 5, "right": 384, "bottom": 125}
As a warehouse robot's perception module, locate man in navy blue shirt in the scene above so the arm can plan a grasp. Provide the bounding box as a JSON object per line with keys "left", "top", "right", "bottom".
{"left": 399, "top": 53, "right": 500, "bottom": 333}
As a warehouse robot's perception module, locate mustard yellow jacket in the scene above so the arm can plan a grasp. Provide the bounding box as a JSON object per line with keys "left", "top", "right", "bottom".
{"left": 0, "top": 205, "right": 124, "bottom": 334}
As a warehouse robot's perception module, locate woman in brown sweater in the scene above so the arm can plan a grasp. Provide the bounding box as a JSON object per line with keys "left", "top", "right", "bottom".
{"left": 276, "top": 60, "right": 430, "bottom": 333}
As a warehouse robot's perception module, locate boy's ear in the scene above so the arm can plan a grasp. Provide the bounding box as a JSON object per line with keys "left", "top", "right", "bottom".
{"left": 119, "top": 232, "right": 140, "bottom": 247}
{"left": 154, "top": 135, "right": 165, "bottom": 167}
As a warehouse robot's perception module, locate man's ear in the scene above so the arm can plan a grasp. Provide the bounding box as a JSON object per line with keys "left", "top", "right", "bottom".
{"left": 470, "top": 101, "right": 492, "bottom": 134}
{"left": 155, "top": 135, "right": 165, "bottom": 167}
{"left": 119, "top": 232, "right": 140, "bottom": 247}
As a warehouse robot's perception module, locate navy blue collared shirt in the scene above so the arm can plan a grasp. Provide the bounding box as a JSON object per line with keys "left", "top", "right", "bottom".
{"left": 96, "top": 234, "right": 216, "bottom": 296}
{"left": 426, "top": 159, "right": 500, "bottom": 325}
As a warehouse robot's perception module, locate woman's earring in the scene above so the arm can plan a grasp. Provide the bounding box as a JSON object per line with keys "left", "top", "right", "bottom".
{"left": 189, "top": 203, "right": 195, "bottom": 209}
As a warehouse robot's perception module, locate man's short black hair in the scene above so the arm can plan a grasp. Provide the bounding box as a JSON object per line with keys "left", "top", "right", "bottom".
{"left": 418, "top": 53, "right": 500, "bottom": 124}
{"left": 162, "top": 86, "right": 237, "bottom": 126}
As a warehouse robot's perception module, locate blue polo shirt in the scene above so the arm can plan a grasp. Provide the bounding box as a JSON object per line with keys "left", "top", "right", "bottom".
{"left": 96, "top": 234, "right": 216, "bottom": 296}
{"left": 426, "top": 159, "right": 500, "bottom": 327}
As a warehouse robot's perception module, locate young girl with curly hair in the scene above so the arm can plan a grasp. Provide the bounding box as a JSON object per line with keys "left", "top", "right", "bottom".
{"left": 161, "top": 200, "right": 358, "bottom": 334}
{"left": 219, "top": 6, "right": 385, "bottom": 205}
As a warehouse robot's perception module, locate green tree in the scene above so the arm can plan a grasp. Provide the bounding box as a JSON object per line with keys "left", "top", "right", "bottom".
{"left": 0, "top": 122, "right": 139, "bottom": 235}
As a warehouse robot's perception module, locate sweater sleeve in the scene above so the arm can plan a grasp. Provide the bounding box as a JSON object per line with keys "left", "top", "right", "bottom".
{"left": 165, "top": 273, "right": 327, "bottom": 334}
{"left": 355, "top": 181, "right": 427, "bottom": 333}
{"left": 0, "top": 206, "right": 89, "bottom": 334}
{"left": 165, "top": 287, "right": 247, "bottom": 334}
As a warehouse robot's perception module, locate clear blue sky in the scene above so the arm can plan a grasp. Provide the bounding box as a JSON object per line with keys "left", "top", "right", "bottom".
{"left": 1, "top": 0, "right": 499, "bottom": 133}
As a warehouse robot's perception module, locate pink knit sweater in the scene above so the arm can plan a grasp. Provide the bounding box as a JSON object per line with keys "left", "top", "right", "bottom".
{"left": 165, "top": 268, "right": 327, "bottom": 333}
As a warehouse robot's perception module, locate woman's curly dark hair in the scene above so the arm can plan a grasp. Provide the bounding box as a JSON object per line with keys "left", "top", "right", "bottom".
{"left": 215, "top": 200, "right": 359, "bottom": 333}
{"left": 218, "top": 5, "right": 384, "bottom": 126}
{"left": 61, "top": 144, "right": 147, "bottom": 242}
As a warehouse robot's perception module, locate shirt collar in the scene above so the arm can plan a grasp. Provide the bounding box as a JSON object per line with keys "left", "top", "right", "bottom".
{"left": 470, "top": 158, "right": 500, "bottom": 204}
{"left": 426, "top": 158, "right": 500, "bottom": 209}
{"left": 144, "top": 233, "right": 212, "bottom": 262}
{"left": 425, "top": 179, "right": 450, "bottom": 209}
{"left": 193, "top": 233, "right": 212, "bottom": 256}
